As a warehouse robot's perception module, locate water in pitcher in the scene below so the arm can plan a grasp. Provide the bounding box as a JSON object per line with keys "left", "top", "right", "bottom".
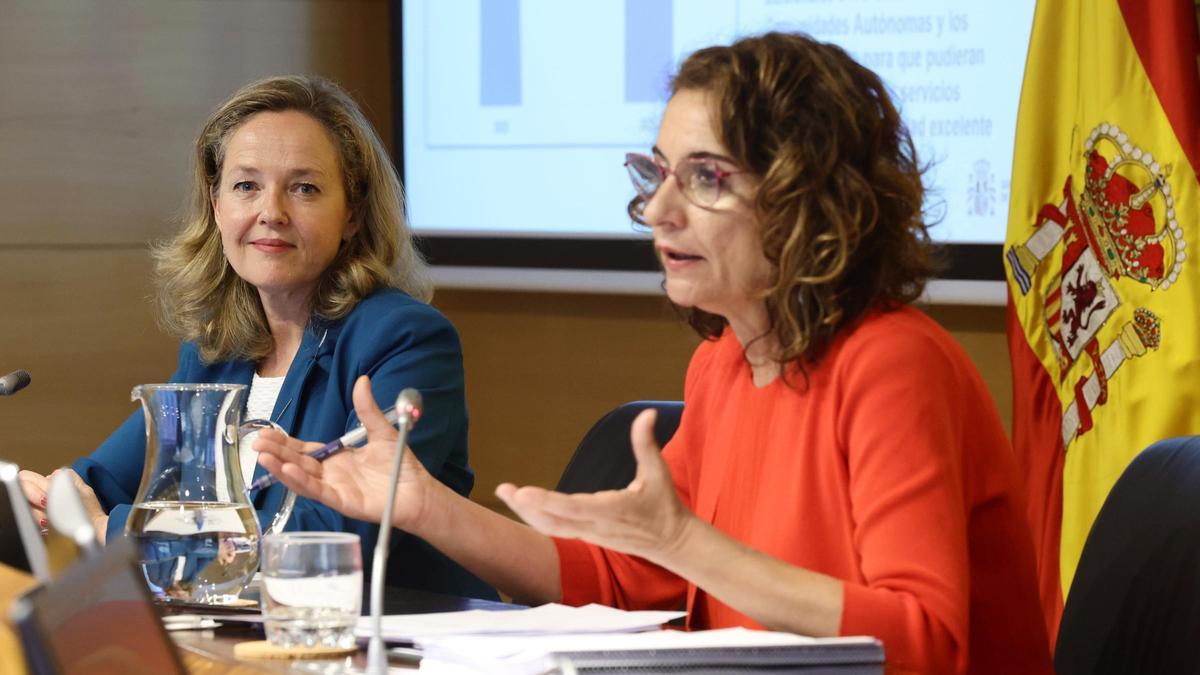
{"left": 127, "top": 501, "right": 259, "bottom": 604}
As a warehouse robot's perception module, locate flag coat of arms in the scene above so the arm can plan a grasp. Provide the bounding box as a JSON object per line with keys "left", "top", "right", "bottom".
{"left": 1005, "top": 0, "right": 1200, "bottom": 641}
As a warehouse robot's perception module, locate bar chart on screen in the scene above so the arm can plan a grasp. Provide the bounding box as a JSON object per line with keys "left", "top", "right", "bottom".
{"left": 419, "top": 0, "right": 696, "bottom": 149}
{"left": 402, "top": 0, "right": 1035, "bottom": 241}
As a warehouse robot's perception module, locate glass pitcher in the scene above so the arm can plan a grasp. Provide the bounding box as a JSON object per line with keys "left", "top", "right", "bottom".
{"left": 125, "top": 383, "right": 296, "bottom": 604}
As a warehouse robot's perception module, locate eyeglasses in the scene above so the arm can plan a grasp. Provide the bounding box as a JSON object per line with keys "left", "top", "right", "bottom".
{"left": 624, "top": 152, "right": 746, "bottom": 208}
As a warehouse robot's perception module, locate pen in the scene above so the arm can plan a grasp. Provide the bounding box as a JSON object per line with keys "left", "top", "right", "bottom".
{"left": 244, "top": 405, "right": 402, "bottom": 493}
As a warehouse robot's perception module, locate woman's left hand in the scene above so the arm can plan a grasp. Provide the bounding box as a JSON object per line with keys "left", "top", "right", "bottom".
{"left": 49, "top": 468, "right": 109, "bottom": 545}
{"left": 495, "top": 409, "right": 695, "bottom": 565}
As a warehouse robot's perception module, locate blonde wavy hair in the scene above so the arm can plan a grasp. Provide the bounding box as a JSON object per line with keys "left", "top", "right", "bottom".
{"left": 631, "top": 33, "right": 936, "bottom": 380}
{"left": 153, "top": 75, "right": 430, "bottom": 363}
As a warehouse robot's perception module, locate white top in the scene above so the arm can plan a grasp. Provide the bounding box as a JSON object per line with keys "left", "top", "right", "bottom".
{"left": 241, "top": 373, "right": 285, "bottom": 485}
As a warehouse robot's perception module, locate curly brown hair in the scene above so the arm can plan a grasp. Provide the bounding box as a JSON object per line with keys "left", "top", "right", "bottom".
{"left": 631, "top": 32, "right": 936, "bottom": 378}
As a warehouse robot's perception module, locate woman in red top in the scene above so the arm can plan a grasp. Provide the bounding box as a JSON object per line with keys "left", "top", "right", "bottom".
{"left": 256, "top": 32, "right": 1052, "bottom": 673}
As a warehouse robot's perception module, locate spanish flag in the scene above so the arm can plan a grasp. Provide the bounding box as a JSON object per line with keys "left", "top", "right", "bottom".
{"left": 1005, "top": 0, "right": 1200, "bottom": 643}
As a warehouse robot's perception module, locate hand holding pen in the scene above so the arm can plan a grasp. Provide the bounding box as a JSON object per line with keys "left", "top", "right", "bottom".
{"left": 245, "top": 403, "right": 413, "bottom": 494}
{"left": 250, "top": 377, "right": 429, "bottom": 530}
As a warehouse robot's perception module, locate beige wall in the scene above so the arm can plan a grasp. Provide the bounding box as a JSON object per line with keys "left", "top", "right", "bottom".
{"left": 0, "top": 0, "right": 1012, "bottom": 514}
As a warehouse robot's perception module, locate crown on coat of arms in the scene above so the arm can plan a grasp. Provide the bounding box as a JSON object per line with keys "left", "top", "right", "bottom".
{"left": 1078, "top": 123, "right": 1185, "bottom": 290}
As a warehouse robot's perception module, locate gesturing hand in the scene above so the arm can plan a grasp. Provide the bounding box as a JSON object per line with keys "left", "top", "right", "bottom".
{"left": 495, "top": 409, "right": 695, "bottom": 565}
{"left": 254, "top": 375, "right": 434, "bottom": 532}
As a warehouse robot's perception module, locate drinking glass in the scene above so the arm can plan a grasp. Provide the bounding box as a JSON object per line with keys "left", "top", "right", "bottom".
{"left": 260, "top": 532, "right": 363, "bottom": 649}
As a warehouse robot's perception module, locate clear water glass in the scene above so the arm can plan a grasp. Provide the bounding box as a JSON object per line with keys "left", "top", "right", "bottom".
{"left": 260, "top": 532, "right": 363, "bottom": 649}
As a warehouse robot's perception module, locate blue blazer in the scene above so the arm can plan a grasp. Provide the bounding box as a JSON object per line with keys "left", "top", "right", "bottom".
{"left": 73, "top": 288, "right": 496, "bottom": 599}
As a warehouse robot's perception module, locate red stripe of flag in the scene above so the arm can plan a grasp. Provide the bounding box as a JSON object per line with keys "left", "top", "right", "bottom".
{"left": 1118, "top": 0, "right": 1200, "bottom": 170}
{"left": 1007, "top": 293, "right": 1067, "bottom": 647}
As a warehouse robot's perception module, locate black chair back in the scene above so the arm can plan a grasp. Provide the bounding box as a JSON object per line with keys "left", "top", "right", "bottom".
{"left": 1057, "top": 436, "right": 1200, "bottom": 674}
{"left": 556, "top": 401, "right": 684, "bottom": 494}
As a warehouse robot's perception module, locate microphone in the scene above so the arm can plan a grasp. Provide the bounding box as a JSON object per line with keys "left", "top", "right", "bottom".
{"left": 0, "top": 370, "right": 31, "bottom": 396}
{"left": 367, "top": 388, "right": 422, "bottom": 674}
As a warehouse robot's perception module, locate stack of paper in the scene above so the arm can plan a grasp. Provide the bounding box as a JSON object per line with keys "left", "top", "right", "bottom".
{"left": 415, "top": 627, "right": 884, "bottom": 674}
{"left": 198, "top": 602, "right": 883, "bottom": 672}
{"left": 352, "top": 603, "right": 685, "bottom": 641}
{"left": 182, "top": 602, "right": 682, "bottom": 640}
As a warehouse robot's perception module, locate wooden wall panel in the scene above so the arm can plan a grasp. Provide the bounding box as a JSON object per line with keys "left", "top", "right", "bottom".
{"left": 0, "top": 249, "right": 177, "bottom": 470}
{"left": 0, "top": 0, "right": 392, "bottom": 245}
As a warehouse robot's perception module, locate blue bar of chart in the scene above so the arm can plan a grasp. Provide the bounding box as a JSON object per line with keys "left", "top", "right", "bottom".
{"left": 480, "top": 0, "right": 522, "bottom": 106}
{"left": 624, "top": 0, "right": 673, "bottom": 103}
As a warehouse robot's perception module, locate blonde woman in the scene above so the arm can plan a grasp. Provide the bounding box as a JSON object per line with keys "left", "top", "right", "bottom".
{"left": 20, "top": 76, "right": 493, "bottom": 599}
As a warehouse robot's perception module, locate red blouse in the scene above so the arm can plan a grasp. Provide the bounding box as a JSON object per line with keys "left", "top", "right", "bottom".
{"left": 555, "top": 307, "right": 1051, "bottom": 674}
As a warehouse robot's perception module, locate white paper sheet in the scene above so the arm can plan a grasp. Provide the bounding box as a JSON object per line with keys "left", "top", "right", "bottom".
{"left": 352, "top": 603, "right": 684, "bottom": 641}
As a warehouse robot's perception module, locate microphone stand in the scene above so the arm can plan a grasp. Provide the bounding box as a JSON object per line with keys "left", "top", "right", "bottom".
{"left": 367, "top": 389, "right": 422, "bottom": 674}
